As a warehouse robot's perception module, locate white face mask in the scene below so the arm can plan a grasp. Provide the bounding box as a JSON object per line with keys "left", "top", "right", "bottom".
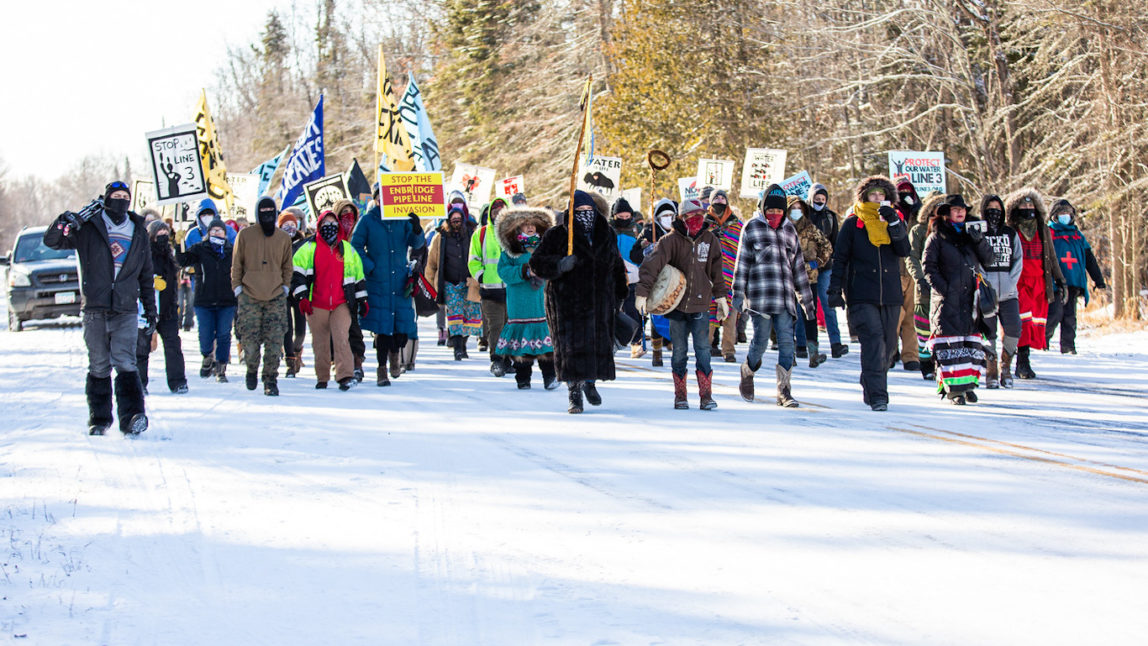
{"left": 200, "top": 215, "right": 213, "bottom": 228}
{"left": 789, "top": 209, "right": 803, "bottom": 221}
{"left": 658, "top": 215, "right": 673, "bottom": 230}
{"left": 811, "top": 202, "right": 825, "bottom": 212}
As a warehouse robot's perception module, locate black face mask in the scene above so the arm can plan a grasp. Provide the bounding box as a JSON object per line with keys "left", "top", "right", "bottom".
{"left": 711, "top": 203, "right": 727, "bottom": 216}
{"left": 319, "top": 223, "right": 339, "bottom": 245}
{"left": 104, "top": 198, "right": 130, "bottom": 223}
{"left": 1019, "top": 208, "right": 1037, "bottom": 220}
{"left": 154, "top": 234, "right": 170, "bottom": 248}
{"left": 612, "top": 218, "right": 632, "bottom": 230}
{"left": 258, "top": 210, "right": 277, "bottom": 236}
{"left": 984, "top": 208, "right": 1004, "bottom": 228}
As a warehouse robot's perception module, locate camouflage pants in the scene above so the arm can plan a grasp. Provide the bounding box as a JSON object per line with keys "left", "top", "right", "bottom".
{"left": 236, "top": 292, "right": 289, "bottom": 381}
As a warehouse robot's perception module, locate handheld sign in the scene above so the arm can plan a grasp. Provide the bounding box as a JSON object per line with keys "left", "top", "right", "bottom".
{"left": 739, "top": 148, "right": 787, "bottom": 199}
{"left": 146, "top": 124, "right": 208, "bottom": 206}
{"left": 303, "top": 173, "right": 351, "bottom": 219}
{"left": 379, "top": 172, "right": 446, "bottom": 220}
{"left": 888, "top": 151, "right": 946, "bottom": 195}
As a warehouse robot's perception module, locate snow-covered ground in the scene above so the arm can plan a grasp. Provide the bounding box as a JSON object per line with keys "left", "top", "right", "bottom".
{"left": 2, "top": 295, "right": 1147, "bottom": 645}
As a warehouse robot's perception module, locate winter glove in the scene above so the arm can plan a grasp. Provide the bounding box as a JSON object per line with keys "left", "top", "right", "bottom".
{"left": 635, "top": 295, "right": 648, "bottom": 316}
{"left": 968, "top": 224, "right": 985, "bottom": 243}
{"left": 233, "top": 286, "right": 243, "bottom": 298}
{"left": 732, "top": 294, "right": 746, "bottom": 313}
{"left": 59, "top": 212, "right": 82, "bottom": 233}
{"left": 1057, "top": 287, "right": 1069, "bottom": 305}
{"left": 878, "top": 205, "right": 897, "bottom": 221}
{"left": 556, "top": 255, "right": 577, "bottom": 275}
{"left": 299, "top": 298, "right": 314, "bottom": 316}
{"left": 358, "top": 301, "right": 369, "bottom": 318}
{"left": 827, "top": 289, "right": 846, "bottom": 309}
{"left": 408, "top": 212, "right": 421, "bottom": 230}
{"left": 715, "top": 297, "right": 730, "bottom": 322}
{"left": 917, "top": 279, "right": 930, "bottom": 297}
{"left": 143, "top": 315, "right": 157, "bottom": 338}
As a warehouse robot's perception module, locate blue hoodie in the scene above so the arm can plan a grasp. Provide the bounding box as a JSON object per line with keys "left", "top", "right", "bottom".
{"left": 183, "top": 198, "right": 236, "bottom": 249}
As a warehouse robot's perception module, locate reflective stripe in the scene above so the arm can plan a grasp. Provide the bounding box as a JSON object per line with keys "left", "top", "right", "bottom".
{"left": 354, "top": 290, "right": 368, "bottom": 299}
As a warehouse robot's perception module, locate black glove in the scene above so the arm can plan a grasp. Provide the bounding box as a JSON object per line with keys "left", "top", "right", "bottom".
{"left": 968, "top": 224, "right": 985, "bottom": 243}
{"left": 408, "top": 213, "right": 421, "bottom": 229}
{"left": 1057, "top": 286, "right": 1069, "bottom": 305}
{"left": 556, "top": 255, "right": 577, "bottom": 274}
{"left": 143, "top": 315, "right": 157, "bottom": 337}
{"left": 359, "top": 300, "right": 370, "bottom": 318}
{"left": 59, "top": 212, "right": 82, "bottom": 232}
{"left": 878, "top": 205, "right": 897, "bottom": 221}
{"left": 827, "top": 289, "right": 846, "bottom": 309}
{"left": 529, "top": 275, "right": 544, "bottom": 289}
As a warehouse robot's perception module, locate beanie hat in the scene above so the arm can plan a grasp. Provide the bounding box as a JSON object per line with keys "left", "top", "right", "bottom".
{"left": 760, "top": 184, "right": 788, "bottom": 212}
{"left": 206, "top": 218, "right": 227, "bottom": 236}
{"left": 195, "top": 198, "right": 218, "bottom": 217}
{"left": 611, "top": 197, "right": 634, "bottom": 217}
{"left": 104, "top": 180, "right": 130, "bottom": 201}
{"left": 679, "top": 198, "right": 705, "bottom": 216}
{"left": 808, "top": 183, "right": 829, "bottom": 202}
{"left": 277, "top": 211, "right": 299, "bottom": 228}
{"left": 146, "top": 220, "right": 169, "bottom": 240}
{"left": 573, "top": 190, "right": 596, "bottom": 211}
{"left": 511, "top": 192, "right": 527, "bottom": 205}
{"left": 699, "top": 186, "right": 715, "bottom": 202}
{"left": 711, "top": 189, "right": 729, "bottom": 203}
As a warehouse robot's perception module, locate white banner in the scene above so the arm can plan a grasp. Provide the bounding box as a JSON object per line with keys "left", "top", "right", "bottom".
{"left": 620, "top": 188, "right": 642, "bottom": 213}
{"left": 696, "top": 159, "right": 735, "bottom": 192}
{"left": 225, "top": 173, "right": 260, "bottom": 218}
{"left": 448, "top": 162, "right": 497, "bottom": 209}
{"left": 146, "top": 124, "right": 208, "bottom": 206}
{"left": 496, "top": 176, "right": 525, "bottom": 201}
{"left": 578, "top": 156, "right": 622, "bottom": 201}
{"left": 888, "top": 151, "right": 946, "bottom": 196}
{"left": 739, "top": 148, "right": 787, "bottom": 199}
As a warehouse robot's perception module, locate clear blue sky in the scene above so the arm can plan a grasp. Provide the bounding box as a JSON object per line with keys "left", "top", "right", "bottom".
{"left": 0, "top": 0, "right": 292, "bottom": 180}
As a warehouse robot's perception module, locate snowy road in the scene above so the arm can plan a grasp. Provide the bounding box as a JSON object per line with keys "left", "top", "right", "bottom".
{"left": 2, "top": 303, "right": 1147, "bottom": 644}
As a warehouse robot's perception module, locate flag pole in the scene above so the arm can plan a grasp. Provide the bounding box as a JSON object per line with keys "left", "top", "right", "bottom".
{"left": 567, "top": 75, "right": 593, "bottom": 256}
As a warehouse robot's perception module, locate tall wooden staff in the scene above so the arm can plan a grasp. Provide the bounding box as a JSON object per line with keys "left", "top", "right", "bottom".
{"left": 567, "top": 75, "right": 593, "bottom": 255}
{"left": 646, "top": 150, "right": 671, "bottom": 242}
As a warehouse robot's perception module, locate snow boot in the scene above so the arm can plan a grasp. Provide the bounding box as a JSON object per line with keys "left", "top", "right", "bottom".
{"left": 86, "top": 374, "right": 113, "bottom": 436}
{"left": 245, "top": 370, "right": 258, "bottom": 391}
{"left": 807, "top": 341, "right": 826, "bottom": 368}
{"left": 285, "top": 354, "right": 299, "bottom": 378}
{"left": 211, "top": 361, "right": 227, "bottom": 383}
{"left": 583, "top": 382, "right": 602, "bottom": 406}
{"left": 200, "top": 355, "right": 215, "bottom": 378}
{"left": 947, "top": 392, "right": 967, "bottom": 405}
{"left": 438, "top": 329, "right": 447, "bottom": 346}
{"left": 114, "top": 372, "right": 148, "bottom": 435}
{"left": 353, "top": 355, "right": 364, "bottom": 383}
{"left": 338, "top": 377, "right": 356, "bottom": 391}
{"left": 776, "top": 365, "right": 798, "bottom": 408}
{"left": 389, "top": 350, "right": 403, "bottom": 379}
{"left": 697, "top": 370, "right": 717, "bottom": 411}
{"left": 315, "top": 381, "right": 328, "bottom": 389}
{"left": 376, "top": 346, "right": 391, "bottom": 386}
{"left": 651, "top": 338, "right": 664, "bottom": 367}
{"left": 540, "top": 359, "right": 559, "bottom": 390}
{"left": 514, "top": 361, "right": 532, "bottom": 389}
{"left": 921, "top": 357, "right": 936, "bottom": 381}
{"left": 904, "top": 361, "right": 920, "bottom": 372}
{"left": 999, "top": 350, "right": 1015, "bottom": 388}
{"left": 985, "top": 359, "right": 999, "bottom": 389}
{"left": 630, "top": 343, "right": 646, "bottom": 359}
{"left": 264, "top": 378, "right": 279, "bottom": 397}
{"left": 478, "top": 338, "right": 488, "bottom": 353}
{"left": 795, "top": 346, "right": 808, "bottom": 359}
{"left": 723, "top": 352, "right": 736, "bottom": 363}
{"left": 402, "top": 340, "right": 419, "bottom": 372}
{"left": 965, "top": 390, "right": 979, "bottom": 403}
{"left": 567, "top": 381, "right": 584, "bottom": 414}
{"left": 831, "top": 343, "right": 849, "bottom": 358}
{"left": 673, "top": 373, "right": 689, "bottom": 410}
{"left": 739, "top": 361, "right": 757, "bottom": 402}
{"left": 1015, "top": 346, "right": 1036, "bottom": 380}
{"left": 451, "top": 335, "right": 465, "bottom": 361}
{"left": 490, "top": 359, "right": 506, "bottom": 377}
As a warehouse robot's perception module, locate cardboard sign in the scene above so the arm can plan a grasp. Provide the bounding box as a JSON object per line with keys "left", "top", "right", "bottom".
{"left": 496, "top": 176, "right": 525, "bottom": 201}
{"left": 696, "top": 159, "right": 735, "bottom": 192}
{"left": 779, "top": 170, "right": 813, "bottom": 198}
{"left": 888, "top": 151, "right": 946, "bottom": 195}
{"left": 739, "top": 148, "right": 787, "bottom": 199}
{"left": 130, "top": 179, "right": 157, "bottom": 214}
{"left": 379, "top": 172, "right": 446, "bottom": 220}
{"left": 224, "top": 173, "right": 260, "bottom": 218}
{"left": 578, "top": 156, "right": 622, "bottom": 201}
{"left": 303, "top": 173, "right": 351, "bottom": 220}
{"left": 678, "top": 177, "right": 700, "bottom": 203}
{"left": 146, "top": 124, "right": 208, "bottom": 206}
{"left": 448, "top": 162, "right": 496, "bottom": 209}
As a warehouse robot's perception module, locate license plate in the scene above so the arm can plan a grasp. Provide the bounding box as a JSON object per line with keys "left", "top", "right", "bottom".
{"left": 54, "top": 291, "right": 77, "bottom": 304}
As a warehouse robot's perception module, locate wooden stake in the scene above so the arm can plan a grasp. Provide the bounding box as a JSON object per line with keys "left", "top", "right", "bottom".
{"left": 568, "top": 75, "right": 593, "bottom": 255}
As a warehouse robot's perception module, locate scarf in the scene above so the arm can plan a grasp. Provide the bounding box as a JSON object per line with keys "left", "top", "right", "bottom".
{"left": 574, "top": 210, "right": 595, "bottom": 242}
{"left": 853, "top": 201, "right": 891, "bottom": 247}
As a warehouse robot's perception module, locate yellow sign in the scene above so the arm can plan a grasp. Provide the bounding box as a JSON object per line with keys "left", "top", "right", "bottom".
{"left": 193, "top": 89, "right": 234, "bottom": 211}
{"left": 378, "top": 172, "right": 446, "bottom": 219}
{"left": 375, "top": 46, "right": 416, "bottom": 174}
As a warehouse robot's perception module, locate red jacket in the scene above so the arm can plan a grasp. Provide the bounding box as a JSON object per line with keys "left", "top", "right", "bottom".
{"left": 311, "top": 240, "right": 347, "bottom": 310}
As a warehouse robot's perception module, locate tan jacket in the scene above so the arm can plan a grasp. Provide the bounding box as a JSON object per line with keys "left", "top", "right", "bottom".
{"left": 231, "top": 226, "right": 293, "bottom": 302}
{"left": 635, "top": 221, "right": 726, "bottom": 314}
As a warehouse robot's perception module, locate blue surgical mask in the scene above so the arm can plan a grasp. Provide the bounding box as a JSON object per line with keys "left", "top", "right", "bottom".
{"left": 789, "top": 209, "right": 803, "bottom": 221}
{"left": 1057, "top": 214, "right": 1072, "bottom": 225}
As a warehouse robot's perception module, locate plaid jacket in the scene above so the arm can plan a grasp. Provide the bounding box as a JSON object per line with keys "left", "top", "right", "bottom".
{"left": 732, "top": 214, "right": 815, "bottom": 319}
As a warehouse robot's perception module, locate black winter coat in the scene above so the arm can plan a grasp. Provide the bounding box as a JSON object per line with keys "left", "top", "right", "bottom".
{"left": 43, "top": 211, "right": 155, "bottom": 317}
{"left": 151, "top": 241, "right": 181, "bottom": 321}
{"left": 828, "top": 213, "right": 911, "bottom": 306}
{"left": 629, "top": 221, "right": 671, "bottom": 266}
{"left": 530, "top": 213, "right": 628, "bottom": 382}
{"left": 923, "top": 220, "right": 994, "bottom": 337}
{"left": 177, "top": 239, "right": 238, "bottom": 309}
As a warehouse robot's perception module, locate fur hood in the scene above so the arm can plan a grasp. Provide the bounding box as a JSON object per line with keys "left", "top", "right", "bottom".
{"left": 919, "top": 193, "right": 947, "bottom": 227}
{"left": 497, "top": 207, "right": 554, "bottom": 257}
{"left": 854, "top": 176, "right": 898, "bottom": 206}
{"left": 1004, "top": 187, "right": 1048, "bottom": 228}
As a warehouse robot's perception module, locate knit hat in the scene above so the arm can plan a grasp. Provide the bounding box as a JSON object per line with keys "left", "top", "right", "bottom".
{"left": 572, "top": 190, "right": 596, "bottom": 212}
{"left": 277, "top": 211, "right": 299, "bottom": 228}
{"left": 808, "top": 183, "right": 829, "bottom": 202}
{"left": 711, "top": 189, "right": 729, "bottom": 203}
{"left": 104, "top": 180, "right": 130, "bottom": 201}
{"left": 679, "top": 198, "right": 705, "bottom": 216}
{"left": 511, "top": 192, "right": 527, "bottom": 206}
{"left": 699, "top": 186, "right": 715, "bottom": 202}
{"left": 611, "top": 196, "right": 634, "bottom": 217}
{"left": 146, "top": 219, "right": 169, "bottom": 240}
{"left": 760, "top": 184, "right": 788, "bottom": 212}
{"left": 206, "top": 218, "right": 227, "bottom": 236}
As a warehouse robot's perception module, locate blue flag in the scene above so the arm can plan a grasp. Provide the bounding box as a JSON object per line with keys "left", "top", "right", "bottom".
{"left": 278, "top": 96, "right": 325, "bottom": 209}
{"left": 398, "top": 76, "right": 441, "bottom": 172}
{"left": 253, "top": 145, "right": 289, "bottom": 197}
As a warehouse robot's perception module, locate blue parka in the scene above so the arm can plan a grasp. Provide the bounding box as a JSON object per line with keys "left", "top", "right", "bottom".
{"left": 350, "top": 205, "right": 426, "bottom": 336}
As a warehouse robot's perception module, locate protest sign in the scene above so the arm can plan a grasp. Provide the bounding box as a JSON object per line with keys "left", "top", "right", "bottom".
{"left": 696, "top": 159, "right": 735, "bottom": 192}
{"left": 448, "top": 163, "right": 496, "bottom": 209}
{"left": 146, "top": 124, "right": 208, "bottom": 206}
{"left": 279, "top": 96, "right": 325, "bottom": 209}
{"left": 193, "top": 90, "right": 233, "bottom": 211}
{"left": 678, "top": 177, "right": 700, "bottom": 203}
{"left": 303, "top": 174, "right": 350, "bottom": 220}
{"left": 496, "top": 176, "right": 525, "bottom": 201}
{"left": 578, "top": 156, "right": 622, "bottom": 201}
{"left": 379, "top": 172, "right": 446, "bottom": 220}
{"left": 779, "top": 170, "right": 813, "bottom": 198}
{"left": 739, "top": 148, "right": 787, "bottom": 199}
{"left": 621, "top": 188, "right": 642, "bottom": 213}
{"left": 225, "top": 173, "right": 260, "bottom": 218}
{"left": 129, "top": 179, "right": 156, "bottom": 214}
{"left": 888, "top": 151, "right": 946, "bottom": 195}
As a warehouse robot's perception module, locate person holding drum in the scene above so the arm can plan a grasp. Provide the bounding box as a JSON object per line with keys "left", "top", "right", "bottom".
{"left": 732, "top": 184, "right": 817, "bottom": 408}
{"left": 635, "top": 198, "right": 728, "bottom": 411}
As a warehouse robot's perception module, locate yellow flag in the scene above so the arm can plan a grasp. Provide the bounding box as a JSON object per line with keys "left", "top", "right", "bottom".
{"left": 193, "top": 89, "right": 234, "bottom": 212}
{"left": 375, "top": 45, "right": 416, "bottom": 175}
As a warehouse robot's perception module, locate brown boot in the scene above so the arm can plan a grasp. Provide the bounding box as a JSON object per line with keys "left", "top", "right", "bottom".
{"left": 388, "top": 350, "right": 403, "bottom": 379}
{"left": 285, "top": 355, "right": 299, "bottom": 378}
{"left": 673, "top": 373, "right": 689, "bottom": 409}
{"left": 697, "top": 370, "right": 717, "bottom": 410}
{"left": 652, "top": 338, "right": 664, "bottom": 367}
{"left": 999, "top": 351, "right": 1015, "bottom": 389}
{"left": 776, "top": 365, "right": 798, "bottom": 408}
{"left": 985, "top": 358, "right": 999, "bottom": 389}
{"left": 739, "top": 361, "right": 756, "bottom": 402}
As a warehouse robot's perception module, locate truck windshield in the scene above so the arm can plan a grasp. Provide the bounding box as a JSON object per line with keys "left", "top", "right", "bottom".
{"left": 13, "top": 234, "right": 77, "bottom": 263}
